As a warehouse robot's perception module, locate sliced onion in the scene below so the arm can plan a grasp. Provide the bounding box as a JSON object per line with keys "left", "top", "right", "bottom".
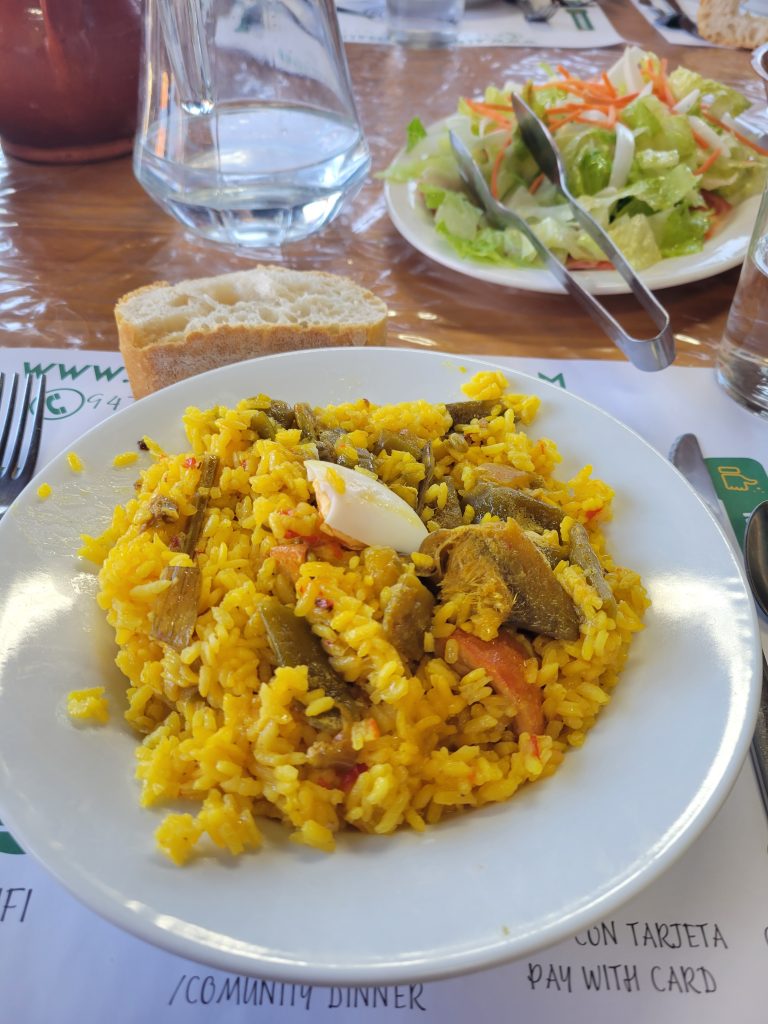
{"left": 607, "top": 46, "right": 644, "bottom": 93}
{"left": 609, "top": 122, "right": 635, "bottom": 189}
{"left": 673, "top": 88, "right": 700, "bottom": 114}
{"left": 579, "top": 109, "right": 610, "bottom": 124}
{"left": 688, "top": 114, "right": 732, "bottom": 154}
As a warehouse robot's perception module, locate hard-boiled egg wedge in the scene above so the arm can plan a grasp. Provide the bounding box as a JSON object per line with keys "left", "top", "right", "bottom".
{"left": 305, "top": 459, "right": 428, "bottom": 554}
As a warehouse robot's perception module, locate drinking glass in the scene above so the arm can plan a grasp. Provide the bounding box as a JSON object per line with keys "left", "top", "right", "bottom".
{"left": 386, "top": 0, "right": 465, "bottom": 47}
{"left": 716, "top": 180, "right": 768, "bottom": 418}
{"left": 133, "top": 0, "right": 371, "bottom": 248}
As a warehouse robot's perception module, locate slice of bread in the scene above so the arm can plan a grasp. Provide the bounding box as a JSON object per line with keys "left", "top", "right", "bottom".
{"left": 115, "top": 265, "right": 389, "bottom": 398}
{"left": 698, "top": 0, "right": 768, "bottom": 47}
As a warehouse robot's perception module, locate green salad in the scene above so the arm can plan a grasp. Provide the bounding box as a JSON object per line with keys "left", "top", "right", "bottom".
{"left": 386, "top": 47, "right": 768, "bottom": 272}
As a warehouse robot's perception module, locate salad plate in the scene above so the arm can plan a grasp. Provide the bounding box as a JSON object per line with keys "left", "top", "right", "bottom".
{"left": 384, "top": 48, "right": 767, "bottom": 296}
{"left": 0, "top": 348, "right": 761, "bottom": 985}
{"left": 384, "top": 124, "right": 761, "bottom": 296}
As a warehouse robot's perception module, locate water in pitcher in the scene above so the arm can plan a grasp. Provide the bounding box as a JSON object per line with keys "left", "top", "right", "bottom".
{"left": 134, "top": 102, "right": 370, "bottom": 248}
{"left": 717, "top": 234, "right": 768, "bottom": 417}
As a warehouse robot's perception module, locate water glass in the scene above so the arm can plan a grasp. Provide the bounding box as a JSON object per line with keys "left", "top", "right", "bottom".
{"left": 716, "top": 181, "right": 768, "bottom": 418}
{"left": 386, "top": 0, "right": 465, "bottom": 47}
{"left": 133, "top": 0, "right": 371, "bottom": 249}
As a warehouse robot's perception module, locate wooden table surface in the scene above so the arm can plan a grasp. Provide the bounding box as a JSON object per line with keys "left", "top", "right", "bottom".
{"left": 0, "top": 0, "right": 762, "bottom": 367}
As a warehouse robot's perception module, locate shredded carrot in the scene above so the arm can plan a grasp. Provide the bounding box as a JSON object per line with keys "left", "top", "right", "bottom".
{"left": 556, "top": 64, "right": 573, "bottom": 79}
{"left": 547, "top": 109, "right": 589, "bottom": 129}
{"left": 702, "top": 189, "right": 733, "bottom": 239}
{"left": 462, "top": 97, "right": 514, "bottom": 128}
{"left": 700, "top": 106, "right": 768, "bottom": 156}
{"left": 529, "top": 172, "right": 545, "bottom": 194}
{"left": 601, "top": 71, "right": 617, "bottom": 97}
{"left": 694, "top": 148, "right": 721, "bottom": 176}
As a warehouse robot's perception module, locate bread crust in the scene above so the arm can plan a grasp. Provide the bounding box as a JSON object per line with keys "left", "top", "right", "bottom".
{"left": 115, "top": 267, "right": 388, "bottom": 398}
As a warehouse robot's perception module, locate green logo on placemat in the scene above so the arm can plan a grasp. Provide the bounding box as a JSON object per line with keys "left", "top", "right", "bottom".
{"left": 706, "top": 458, "right": 768, "bottom": 549}
{"left": 0, "top": 818, "right": 23, "bottom": 855}
{"left": 568, "top": 9, "right": 593, "bottom": 30}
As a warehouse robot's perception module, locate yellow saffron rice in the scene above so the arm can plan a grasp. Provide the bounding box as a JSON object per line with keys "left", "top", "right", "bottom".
{"left": 67, "top": 451, "right": 84, "bottom": 473}
{"left": 80, "top": 372, "right": 648, "bottom": 865}
{"left": 67, "top": 687, "right": 109, "bottom": 725}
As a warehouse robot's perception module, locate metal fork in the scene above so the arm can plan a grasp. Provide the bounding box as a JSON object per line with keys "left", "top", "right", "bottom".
{"left": 0, "top": 373, "right": 47, "bottom": 521}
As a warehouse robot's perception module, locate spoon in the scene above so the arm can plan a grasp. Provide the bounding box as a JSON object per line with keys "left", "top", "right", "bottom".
{"left": 745, "top": 500, "right": 768, "bottom": 619}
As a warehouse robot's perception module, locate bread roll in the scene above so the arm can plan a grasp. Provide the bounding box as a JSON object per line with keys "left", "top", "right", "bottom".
{"left": 698, "top": 0, "right": 768, "bottom": 47}
{"left": 115, "top": 265, "right": 388, "bottom": 398}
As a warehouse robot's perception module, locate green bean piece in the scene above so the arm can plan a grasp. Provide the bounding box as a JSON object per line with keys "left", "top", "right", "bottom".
{"left": 250, "top": 410, "right": 278, "bottom": 439}
{"left": 568, "top": 522, "right": 618, "bottom": 616}
{"left": 258, "top": 599, "right": 366, "bottom": 723}
{"left": 294, "top": 402, "right": 319, "bottom": 441}
{"left": 416, "top": 440, "right": 435, "bottom": 513}
{"left": 182, "top": 454, "right": 220, "bottom": 556}
{"left": 265, "top": 399, "right": 296, "bottom": 429}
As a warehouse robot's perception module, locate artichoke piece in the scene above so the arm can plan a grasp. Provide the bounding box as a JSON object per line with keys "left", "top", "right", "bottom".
{"left": 444, "top": 399, "right": 500, "bottom": 426}
{"left": 568, "top": 522, "right": 618, "bottom": 617}
{"left": 142, "top": 494, "right": 180, "bottom": 530}
{"left": 429, "top": 478, "right": 464, "bottom": 529}
{"left": 374, "top": 429, "right": 424, "bottom": 461}
{"left": 381, "top": 573, "right": 435, "bottom": 665}
{"left": 465, "top": 482, "right": 564, "bottom": 533}
{"left": 420, "top": 521, "right": 580, "bottom": 641}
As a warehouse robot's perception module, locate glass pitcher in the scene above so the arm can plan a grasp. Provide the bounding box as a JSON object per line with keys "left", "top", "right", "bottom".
{"left": 133, "top": 0, "right": 371, "bottom": 248}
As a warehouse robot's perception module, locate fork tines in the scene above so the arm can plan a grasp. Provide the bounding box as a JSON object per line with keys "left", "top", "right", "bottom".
{"left": 0, "top": 373, "right": 47, "bottom": 487}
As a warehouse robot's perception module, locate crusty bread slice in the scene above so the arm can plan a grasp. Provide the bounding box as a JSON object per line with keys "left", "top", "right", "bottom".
{"left": 698, "top": 0, "right": 768, "bottom": 47}
{"left": 115, "top": 265, "right": 389, "bottom": 398}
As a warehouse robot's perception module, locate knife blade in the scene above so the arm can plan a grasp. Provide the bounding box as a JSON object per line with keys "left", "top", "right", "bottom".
{"left": 670, "top": 432, "right": 768, "bottom": 816}
{"left": 668, "top": 433, "right": 724, "bottom": 522}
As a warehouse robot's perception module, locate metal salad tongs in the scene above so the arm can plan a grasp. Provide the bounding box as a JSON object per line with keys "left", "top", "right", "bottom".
{"left": 448, "top": 95, "right": 676, "bottom": 372}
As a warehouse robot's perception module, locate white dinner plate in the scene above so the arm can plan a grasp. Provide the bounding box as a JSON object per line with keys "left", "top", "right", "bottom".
{"left": 0, "top": 348, "right": 760, "bottom": 985}
{"left": 384, "top": 119, "right": 761, "bottom": 295}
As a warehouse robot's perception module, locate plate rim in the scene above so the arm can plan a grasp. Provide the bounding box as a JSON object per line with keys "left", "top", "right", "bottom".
{"left": 383, "top": 116, "right": 758, "bottom": 296}
{"left": 0, "top": 347, "right": 760, "bottom": 985}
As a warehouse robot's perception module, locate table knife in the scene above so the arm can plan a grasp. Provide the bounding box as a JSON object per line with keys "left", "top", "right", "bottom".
{"left": 669, "top": 433, "right": 768, "bottom": 815}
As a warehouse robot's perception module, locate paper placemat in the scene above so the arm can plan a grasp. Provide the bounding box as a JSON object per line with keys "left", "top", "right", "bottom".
{"left": 338, "top": 1, "right": 623, "bottom": 48}
{"left": 1, "top": 346, "right": 767, "bottom": 1023}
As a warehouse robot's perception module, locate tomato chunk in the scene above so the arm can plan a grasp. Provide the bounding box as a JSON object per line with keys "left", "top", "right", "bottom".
{"left": 444, "top": 628, "right": 544, "bottom": 736}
